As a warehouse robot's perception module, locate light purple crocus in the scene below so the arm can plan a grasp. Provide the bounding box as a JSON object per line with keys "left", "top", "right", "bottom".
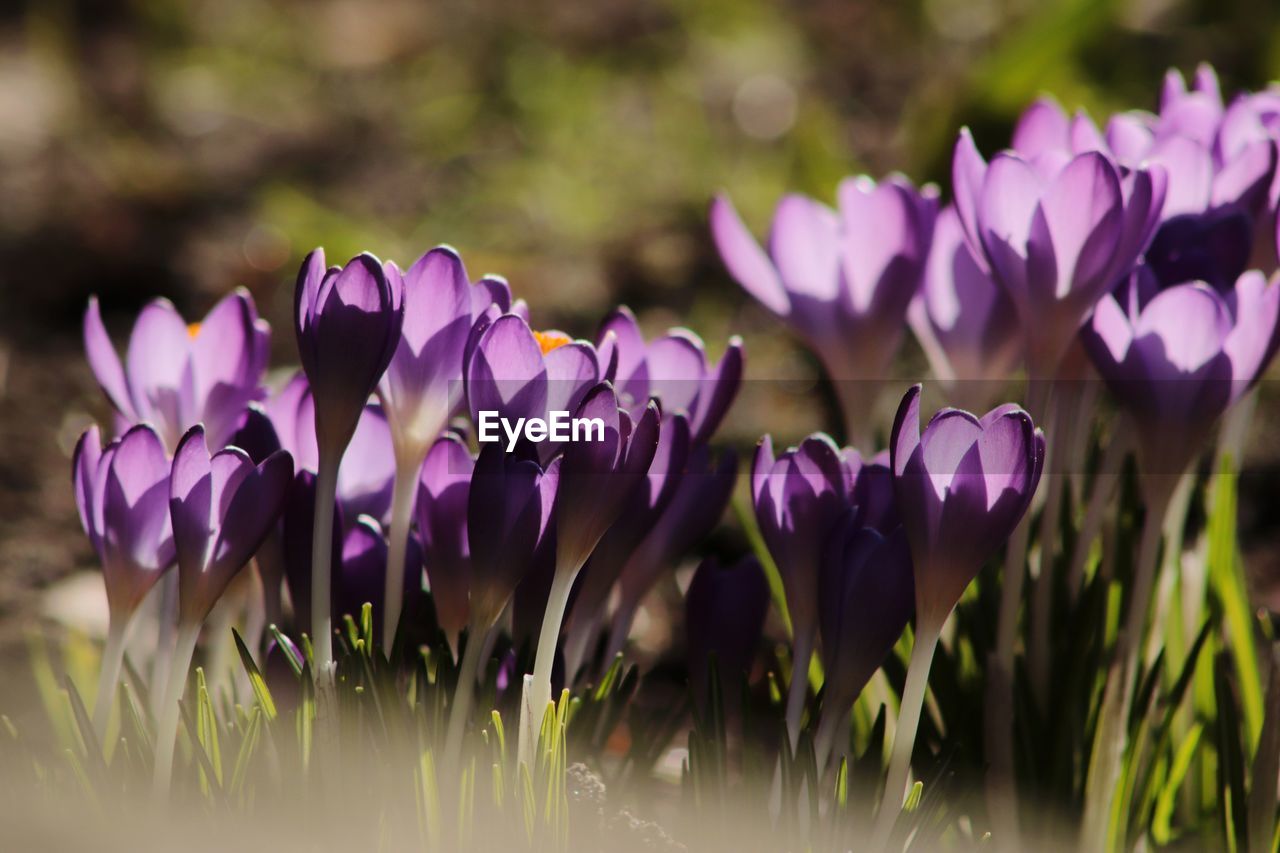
{"left": 294, "top": 247, "right": 404, "bottom": 672}
{"left": 752, "top": 432, "right": 849, "bottom": 742}
{"left": 909, "top": 206, "right": 1022, "bottom": 410}
{"left": 466, "top": 313, "right": 609, "bottom": 462}
{"left": 83, "top": 289, "right": 270, "bottom": 450}
{"left": 74, "top": 423, "right": 176, "bottom": 734}
{"left": 156, "top": 424, "right": 292, "bottom": 791}
{"left": 1081, "top": 268, "right": 1280, "bottom": 489}
{"left": 377, "top": 247, "right": 508, "bottom": 647}
{"left": 952, "top": 129, "right": 1165, "bottom": 379}
{"left": 711, "top": 177, "right": 936, "bottom": 445}
{"left": 596, "top": 306, "right": 743, "bottom": 444}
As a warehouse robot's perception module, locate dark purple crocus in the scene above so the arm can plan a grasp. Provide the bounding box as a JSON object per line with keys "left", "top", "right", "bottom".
{"left": 815, "top": 517, "right": 913, "bottom": 770}
{"left": 376, "top": 247, "right": 500, "bottom": 647}
{"left": 84, "top": 289, "right": 270, "bottom": 450}
{"left": 294, "top": 248, "right": 404, "bottom": 671}
{"left": 908, "top": 207, "right": 1022, "bottom": 410}
{"left": 74, "top": 423, "right": 176, "bottom": 734}
{"left": 889, "top": 384, "right": 1044, "bottom": 630}
{"left": 466, "top": 313, "right": 607, "bottom": 461}
{"left": 596, "top": 306, "right": 743, "bottom": 444}
{"left": 711, "top": 177, "right": 937, "bottom": 444}
{"left": 415, "top": 434, "right": 475, "bottom": 644}
{"left": 1081, "top": 268, "right": 1280, "bottom": 491}
{"left": 519, "top": 383, "right": 660, "bottom": 767}
{"left": 952, "top": 129, "right": 1165, "bottom": 379}
{"left": 684, "top": 555, "right": 770, "bottom": 719}
{"left": 843, "top": 448, "right": 900, "bottom": 535}
{"left": 335, "top": 516, "right": 426, "bottom": 632}
{"left": 751, "top": 432, "right": 849, "bottom": 743}
{"left": 156, "top": 424, "right": 292, "bottom": 790}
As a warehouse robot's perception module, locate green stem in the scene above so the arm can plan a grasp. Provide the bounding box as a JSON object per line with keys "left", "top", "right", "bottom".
{"left": 92, "top": 613, "right": 129, "bottom": 739}
{"left": 518, "top": 565, "right": 578, "bottom": 770}
{"left": 443, "top": 622, "right": 491, "bottom": 772}
{"left": 872, "top": 623, "right": 940, "bottom": 848}
{"left": 784, "top": 623, "right": 816, "bottom": 750}
{"left": 152, "top": 621, "right": 201, "bottom": 798}
{"left": 382, "top": 456, "right": 421, "bottom": 652}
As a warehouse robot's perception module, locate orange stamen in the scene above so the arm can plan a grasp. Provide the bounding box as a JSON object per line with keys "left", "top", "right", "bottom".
{"left": 533, "top": 330, "right": 571, "bottom": 354}
{"left": 187, "top": 323, "right": 202, "bottom": 339}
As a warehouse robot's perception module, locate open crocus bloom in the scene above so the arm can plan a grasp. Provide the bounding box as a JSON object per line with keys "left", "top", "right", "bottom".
{"left": 169, "top": 425, "right": 293, "bottom": 625}
{"left": 1082, "top": 268, "right": 1280, "bottom": 482}
{"left": 73, "top": 424, "right": 176, "bottom": 619}
{"left": 711, "top": 176, "right": 936, "bottom": 441}
{"left": 83, "top": 289, "right": 270, "bottom": 451}
{"left": 909, "top": 206, "right": 1022, "bottom": 406}
{"left": 596, "top": 306, "right": 743, "bottom": 444}
{"left": 952, "top": 129, "right": 1165, "bottom": 377}
{"left": 890, "top": 385, "right": 1044, "bottom": 628}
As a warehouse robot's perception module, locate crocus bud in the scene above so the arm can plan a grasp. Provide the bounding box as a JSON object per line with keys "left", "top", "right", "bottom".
{"left": 890, "top": 385, "right": 1044, "bottom": 629}
{"left": 685, "top": 555, "right": 770, "bottom": 717}
{"left": 83, "top": 290, "right": 270, "bottom": 451}
{"left": 711, "top": 177, "right": 936, "bottom": 442}
{"left": 73, "top": 424, "right": 176, "bottom": 619}
{"left": 1082, "top": 269, "right": 1280, "bottom": 485}
{"left": 951, "top": 129, "right": 1165, "bottom": 377}
{"left": 335, "top": 516, "right": 424, "bottom": 626}
{"left": 416, "top": 434, "right": 474, "bottom": 638}
{"left": 169, "top": 425, "right": 293, "bottom": 625}
{"left": 293, "top": 249, "right": 404, "bottom": 460}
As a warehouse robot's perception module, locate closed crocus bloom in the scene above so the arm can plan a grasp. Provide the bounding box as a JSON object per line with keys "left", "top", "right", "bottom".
{"left": 466, "top": 313, "right": 606, "bottom": 461}
{"left": 711, "top": 177, "right": 937, "bottom": 445}
{"left": 751, "top": 432, "right": 849, "bottom": 742}
{"left": 74, "top": 423, "right": 176, "bottom": 735}
{"left": 334, "top": 516, "right": 425, "bottom": 630}
{"left": 889, "top": 385, "right": 1044, "bottom": 629}
{"left": 597, "top": 306, "right": 743, "bottom": 444}
{"left": 842, "top": 448, "right": 899, "bottom": 534}
{"left": 1082, "top": 269, "right": 1280, "bottom": 486}
{"left": 84, "top": 289, "right": 270, "bottom": 450}
{"left": 415, "top": 434, "right": 475, "bottom": 642}
{"left": 815, "top": 518, "right": 914, "bottom": 769}
{"left": 952, "top": 129, "right": 1165, "bottom": 379}
{"left": 909, "top": 207, "right": 1022, "bottom": 409}
{"left": 156, "top": 424, "right": 292, "bottom": 791}
{"left": 684, "top": 555, "right": 770, "bottom": 719}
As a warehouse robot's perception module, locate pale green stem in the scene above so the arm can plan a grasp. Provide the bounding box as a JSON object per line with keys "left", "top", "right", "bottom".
{"left": 149, "top": 572, "right": 178, "bottom": 717}
{"left": 813, "top": 703, "right": 851, "bottom": 776}
{"left": 92, "top": 613, "right": 130, "bottom": 739}
{"left": 1029, "top": 387, "right": 1071, "bottom": 710}
{"left": 1066, "top": 430, "right": 1132, "bottom": 599}
{"left": 518, "top": 565, "right": 578, "bottom": 770}
{"left": 152, "top": 621, "right": 201, "bottom": 798}
{"left": 382, "top": 457, "right": 421, "bottom": 651}
{"left": 872, "top": 622, "right": 941, "bottom": 848}
{"left": 311, "top": 455, "right": 340, "bottom": 679}
{"left": 1079, "top": 478, "right": 1174, "bottom": 852}
{"left": 443, "top": 622, "right": 491, "bottom": 772}
{"left": 784, "top": 623, "right": 816, "bottom": 750}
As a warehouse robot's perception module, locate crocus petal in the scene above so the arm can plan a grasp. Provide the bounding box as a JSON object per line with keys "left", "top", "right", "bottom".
{"left": 710, "top": 194, "right": 790, "bottom": 315}
{"left": 83, "top": 298, "right": 137, "bottom": 421}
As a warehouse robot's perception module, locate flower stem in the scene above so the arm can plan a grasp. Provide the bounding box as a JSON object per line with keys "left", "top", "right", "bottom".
{"left": 443, "top": 622, "right": 491, "bottom": 772}
{"left": 382, "top": 457, "right": 421, "bottom": 652}
{"left": 1079, "top": 478, "right": 1174, "bottom": 851}
{"left": 1066, "top": 429, "right": 1131, "bottom": 599}
{"left": 784, "top": 623, "right": 816, "bottom": 750}
{"left": 92, "top": 614, "right": 129, "bottom": 739}
{"left": 152, "top": 621, "right": 201, "bottom": 798}
{"left": 518, "top": 565, "right": 577, "bottom": 770}
{"left": 872, "top": 623, "right": 940, "bottom": 847}
{"left": 311, "top": 454, "right": 340, "bottom": 678}
{"left": 1028, "top": 384, "right": 1070, "bottom": 710}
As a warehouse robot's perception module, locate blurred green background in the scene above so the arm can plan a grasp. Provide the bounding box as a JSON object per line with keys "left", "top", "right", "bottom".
{"left": 2, "top": 0, "right": 1280, "bottom": 646}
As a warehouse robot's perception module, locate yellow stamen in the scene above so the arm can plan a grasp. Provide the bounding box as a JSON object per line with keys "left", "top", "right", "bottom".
{"left": 533, "top": 330, "right": 571, "bottom": 354}
{"left": 187, "top": 322, "right": 202, "bottom": 339}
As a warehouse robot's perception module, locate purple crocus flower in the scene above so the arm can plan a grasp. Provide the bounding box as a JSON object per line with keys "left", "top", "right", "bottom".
{"left": 711, "top": 177, "right": 937, "bottom": 444}
{"left": 466, "top": 313, "right": 607, "bottom": 461}
{"left": 684, "top": 555, "right": 770, "bottom": 719}
{"left": 596, "top": 306, "right": 743, "bottom": 444}
{"left": 908, "top": 207, "right": 1022, "bottom": 410}
{"left": 83, "top": 289, "right": 270, "bottom": 450}
{"left": 1081, "top": 268, "right": 1280, "bottom": 485}
{"left": 751, "top": 432, "right": 849, "bottom": 742}
{"left": 842, "top": 448, "right": 899, "bottom": 535}
{"left": 815, "top": 516, "right": 913, "bottom": 769}
{"left": 169, "top": 425, "right": 293, "bottom": 626}
{"left": 952, "top": 129, "right": 1165, "bottom": 378}
{"left": 335, "top": 516, "right": 426, "bottom": 632}
{"left": 889, "top": 384, "right": 1044, "bottom": 630}
{"left": 415, "top": 434, "right": 475, "bottom": 642}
